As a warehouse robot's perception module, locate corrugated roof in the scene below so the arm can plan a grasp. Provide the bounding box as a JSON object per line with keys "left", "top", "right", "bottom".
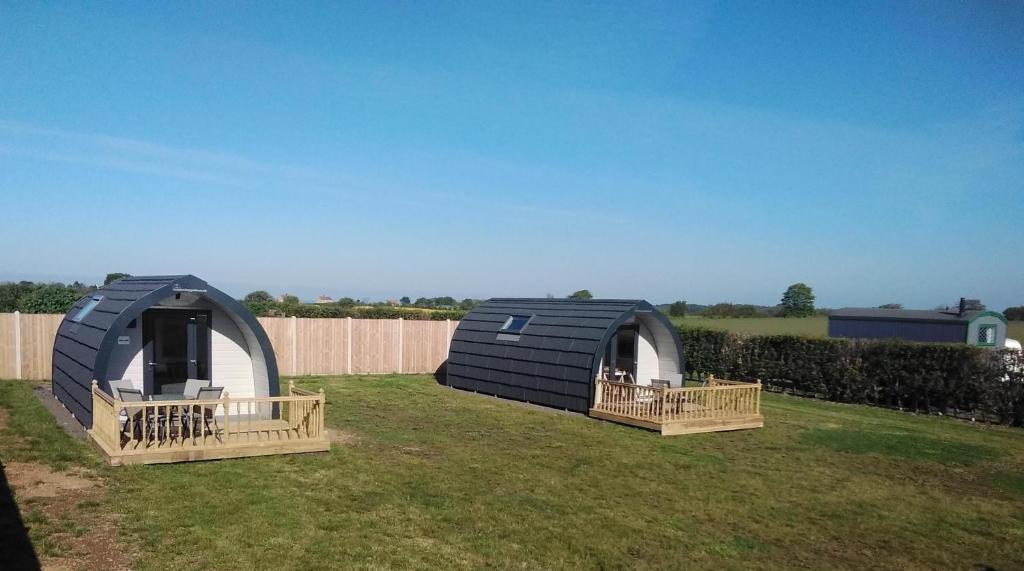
{"left": 829, "top": 307, "right": 978, "bottom": 322}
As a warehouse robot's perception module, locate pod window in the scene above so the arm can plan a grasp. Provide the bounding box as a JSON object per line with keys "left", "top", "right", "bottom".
{"left": 71, "top": 295, "right": 104, "bottom": 323}
{"left": 501, "top": 315, "right": 532, "bottom": 334}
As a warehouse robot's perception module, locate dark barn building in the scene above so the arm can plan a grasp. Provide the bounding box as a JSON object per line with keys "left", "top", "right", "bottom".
{"left": 446, "top": 298, "right": 685, "bottom": 414}
{"left": 52, "top": 274, "right": 280, "bottom": 427}
{"left": 828, "top": 303, "right": 1008, "bottom": 349}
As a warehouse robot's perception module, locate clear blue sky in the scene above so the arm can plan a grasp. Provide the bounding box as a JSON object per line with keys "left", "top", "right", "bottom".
{"left": 1, "top": 2, "right": 1022, "bottom": 309}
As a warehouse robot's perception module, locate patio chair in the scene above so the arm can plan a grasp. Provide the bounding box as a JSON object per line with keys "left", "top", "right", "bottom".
{"left": 180, "top": 379, "right": 212, "bottom": 435}
{"left": 115, "top": 388, "right": 146, "bottom": 438}
{"left": 183, "top": 379, "right": 211, "bottom": 399}
{"left": 187, "top": 386, "right": 224, "bottom": 439}
{"left": 663, "top": 373, "right": 684, "bottom": 388}
{"left": 107, "top": 379, "right": 133, "bottom": 399}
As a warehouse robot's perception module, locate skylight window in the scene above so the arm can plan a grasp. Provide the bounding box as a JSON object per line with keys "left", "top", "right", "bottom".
{"left": 71, "top": 296, "right": 103, "bottom": 323}
{"left": 500, "top": 315, "right": 532, "bottom": 334}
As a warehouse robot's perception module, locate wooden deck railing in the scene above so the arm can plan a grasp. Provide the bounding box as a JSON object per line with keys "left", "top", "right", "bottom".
{"left": 89, "top": 380, "right": 327, "bottom": 458}
{"left": 592, "top": 377, "right": 762, "bottom": 425}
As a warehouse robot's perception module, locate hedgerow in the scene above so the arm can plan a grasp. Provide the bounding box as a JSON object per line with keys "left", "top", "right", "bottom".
{"left": 679, "top": 326, "right": 1024, "bottom": 426}
{"left": 242, "top": 301, "right": 464, "bottom": 321}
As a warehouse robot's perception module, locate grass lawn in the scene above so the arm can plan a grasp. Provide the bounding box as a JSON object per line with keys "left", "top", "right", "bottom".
{"left": 672, "top": 315, "right": 1024, "bottom": 341}
{"left": 2, "top": 376, "right": 1024, "bottom": 570}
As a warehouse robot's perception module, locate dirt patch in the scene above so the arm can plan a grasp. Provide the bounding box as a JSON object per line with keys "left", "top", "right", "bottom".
{"left": 5, "top": 462, "right": 98, "bottom": 499}
{"left": 327, "top": 428, "right": 359, "bottom": 445}
{"left": 6, "top": 462, "right": 135, "bottom": 571}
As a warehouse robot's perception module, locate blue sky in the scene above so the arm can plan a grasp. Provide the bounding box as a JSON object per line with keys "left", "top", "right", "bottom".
{"left": 1, "top": 2, "right": 1022, "bottom": 309}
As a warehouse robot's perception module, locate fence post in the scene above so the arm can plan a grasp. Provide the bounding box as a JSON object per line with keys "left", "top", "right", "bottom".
{"left": 13, "top": 311, "right": 22, "bottom": 380}
{"left": 445, "top": 319, "right": 452, "bottom": 355}
{"left": 346, "top": 317, "right": 353, "bottom": 375}
{"left": 397, "top": 318, "right": 403, "bottom": 374}
{"left": 290, "top": 315, "right": 298, "bottom": 375}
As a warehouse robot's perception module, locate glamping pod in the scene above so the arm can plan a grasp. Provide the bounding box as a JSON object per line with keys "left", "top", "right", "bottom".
{"left": 446, "top": 298, "right": 685, "bottom": 414}
{"left": 52, "top": 274, "right": 279, "bottom": 428}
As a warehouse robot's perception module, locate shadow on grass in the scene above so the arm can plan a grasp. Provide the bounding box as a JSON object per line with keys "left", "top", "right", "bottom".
{"left": 433, "top": 360, "right": 447, "bottom": 385}
{"left": 0, "top": 462, "right": 40, "bottom": 570}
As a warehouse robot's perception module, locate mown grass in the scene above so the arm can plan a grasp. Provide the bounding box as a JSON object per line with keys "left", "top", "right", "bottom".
{"left": 2, "top": 376, "right": 1024, "bottom": 570}
{"left": 672, "top": 315, "right": 1024, "bottom": 341}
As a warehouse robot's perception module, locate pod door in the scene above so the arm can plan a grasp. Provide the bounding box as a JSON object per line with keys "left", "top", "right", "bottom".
{"left": 142, "top": 309, "right": 211, "bottom": 395}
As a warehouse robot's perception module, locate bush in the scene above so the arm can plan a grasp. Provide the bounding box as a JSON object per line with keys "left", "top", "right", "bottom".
{"left": 241, "top": 300, "right": 465, "bottom": 321}
{"left": 18, "top": 285, "right": 81, "bottom": 314}
{"left": 679, "top": 326, "right": 1024, "bottom": 426}
{"left": 700, "top": 303, "right": 768, "bottom": 318}
{"left": 1005, "top": 306, "right": 1024, "bottom": 321}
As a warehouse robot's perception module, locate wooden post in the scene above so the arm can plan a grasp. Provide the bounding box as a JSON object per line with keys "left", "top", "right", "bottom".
{"left": 287, "top": 380, "right": 295, "bottom": 428}
{"left": 13, "top": 311, "right": 21, "bottom": 380}
{"left": 445, "top": 318, "right": 452, "bottom": 355}
{"left": 660, "top": 386, "right": 667, "bottom": 423}
{"left": 346, "top": 317, "right": 353, "bottom": 375}
{"left": 318, "top": 388, "right": 326, "bottom": 438}
{"left": 222, "top": 392, "right": 231, "bottom": 445}
{"left": 290, "top": 316, "right": 298, "bottom": 375}
{"left": 397, "top": 318, "right": 403, "bottom": 374}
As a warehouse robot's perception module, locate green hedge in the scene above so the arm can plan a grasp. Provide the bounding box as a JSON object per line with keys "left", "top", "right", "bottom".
{"left": 242, "top": 301, "right": 465, "bottom": 321}
{"left": 679, "top": 326, "right": 1024, "bottom": 426}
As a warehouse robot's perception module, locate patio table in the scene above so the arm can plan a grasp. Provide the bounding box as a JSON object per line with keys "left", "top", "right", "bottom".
{"left": 146, "top": 394, "right": 188, "bottom": 439}
{"left": 149, "top": 393, "right": 186, "bottom": 401}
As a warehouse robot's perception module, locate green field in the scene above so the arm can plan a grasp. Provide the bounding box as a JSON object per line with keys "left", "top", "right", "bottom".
{"left": 671, "top": 315, "right": 1024, "bottom": 341}
{"left": 2, "top": 376, "right": 1024, "bottom": 570}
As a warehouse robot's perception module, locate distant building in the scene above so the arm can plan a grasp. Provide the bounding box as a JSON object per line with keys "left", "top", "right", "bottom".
{"left": 314, "top": 295, "right": 334, "bottom": 305}
{"left": 386, "top": 299, "right": 400, "bottom": 306}
{"left": 829, "top": 298, "right": 1008, "bottom": 349}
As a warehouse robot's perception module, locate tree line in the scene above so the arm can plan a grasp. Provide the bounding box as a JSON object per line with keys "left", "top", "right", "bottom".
{"left": 0, "top": 273, "right": 130, "bottom": 313}
{"left": 667, "top": 283, "right": 817, "bottom": 318}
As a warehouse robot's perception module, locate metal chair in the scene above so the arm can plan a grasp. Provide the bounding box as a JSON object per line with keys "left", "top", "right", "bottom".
{"left": 183, "top": 379, "right": 211, "bottom": 399}
{"left": 116, "top": 387, "right": 146, "bottom": 438}
{"left": 188, "top": 386, "right": 224, "bottom": 439}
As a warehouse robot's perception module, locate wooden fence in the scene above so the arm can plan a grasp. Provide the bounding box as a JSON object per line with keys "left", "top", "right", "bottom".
{"left": 0, "top": 313, "right": 458, "bottom": 380}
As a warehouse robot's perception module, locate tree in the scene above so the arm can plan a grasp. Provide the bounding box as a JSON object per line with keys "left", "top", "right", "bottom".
{"left": 336, "top": 297, "right": 357, "bottom": 307}
{"left": 400, "top": 296, "right": 411, "bottom": 305}
{"left": 568, "top": 289, "right": 593, "bottom": 300}
{"left": 780, "top": 283, "right": 815, "bottom": 317}
{"left": 878, "top": 303, "right": 903, "bottom": 310}
{"left": 668, "top": 301, "right": 688, "bottom": 317}
{"left": 244, "top": 291, "right": 274, "bottom": 303}
{"left": 0, "top": 282, "right": 37, "bottom": 312}
{"left": 459, "top": 298, "right": 478, "bottom": 310}
{"left": 1005, "top": 307, "right": 1024, "bottom": 321}
{"left": 279, "top": 294, "right": 300, "bottom": 304}
{"left": 104, "top": 272, "right": 131, "bottom": 286}
{"left": 18, "top": 285, "right": 80, "bottom": 314}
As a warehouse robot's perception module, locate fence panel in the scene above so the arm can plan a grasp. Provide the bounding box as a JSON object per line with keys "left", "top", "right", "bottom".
{"left": 21, "top": 314, "right": 63, "bottom": 380}
{"left": 0, "top": 313, "right": 459, "bottom": 380}
{"left": 402, "top": 319, "right": 451, "bottom": 374}
{"left": 295, "top": 317, "right": 349, "bottom": 376}
{"left": 0, "top": 313, "right": 16, "bottom": 379}
{"left": 351, "top": 319, "right": 401, "bottom": 374}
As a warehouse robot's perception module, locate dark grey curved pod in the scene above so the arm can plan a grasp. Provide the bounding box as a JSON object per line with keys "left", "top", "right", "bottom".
{"left": 446, "top": 298, "right": 684, "bottom": 414}
{"left": 51, "top": 274, "right": 280, "bottom": 428}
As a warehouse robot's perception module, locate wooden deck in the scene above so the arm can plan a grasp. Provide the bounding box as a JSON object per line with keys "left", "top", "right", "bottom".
{"left": 88, "top": 381, "right": 330, "bottom": 465}
{"left": 589, "top": 378, "right": 763, "bottom": 435}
